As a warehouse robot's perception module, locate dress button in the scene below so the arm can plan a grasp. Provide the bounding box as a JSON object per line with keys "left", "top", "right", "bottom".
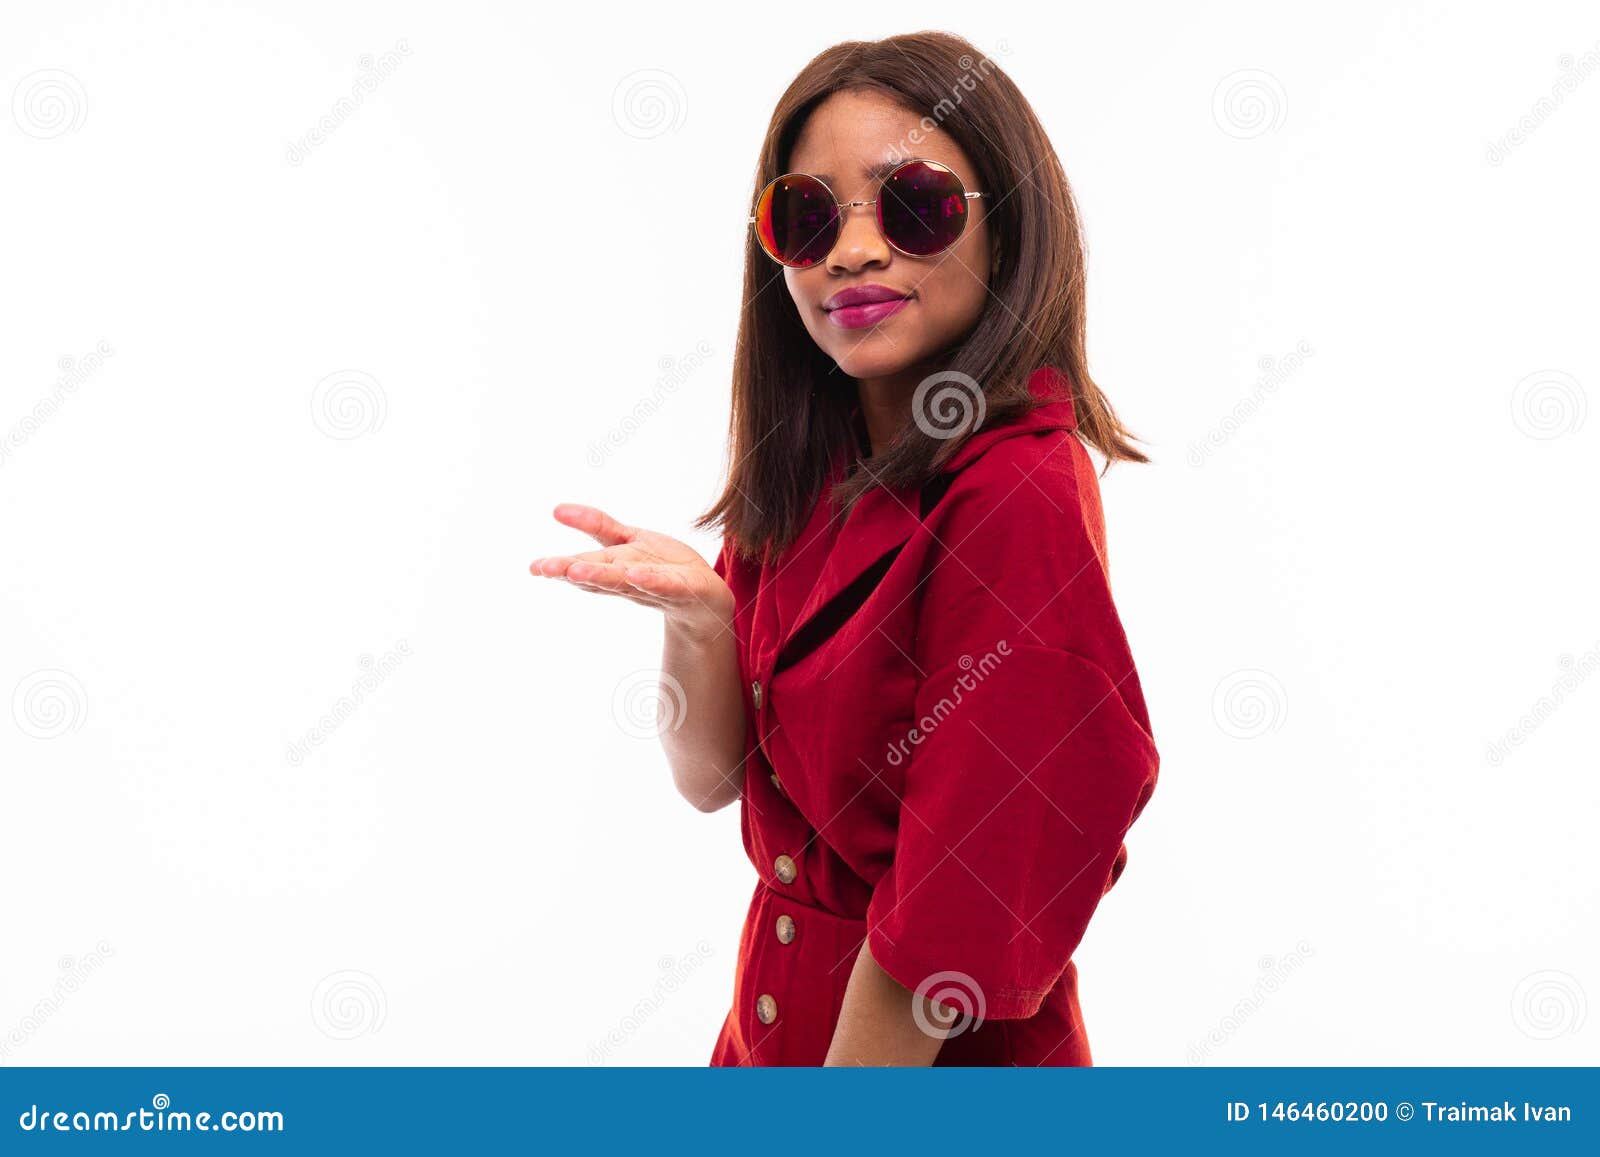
{"left": 751, "top": 679, "right": 764, "bottom": 710}
{"left": 769, "top": 772, "right": 783, "bottom": 794}
{"left": 773, "top": 853, "right": 797, "bottom": 884}
{"left": 756, "top": 993, "right": 778, "bottom": 1024}
{"left": 775, "top": 914, "right": 796, "bottom": 944}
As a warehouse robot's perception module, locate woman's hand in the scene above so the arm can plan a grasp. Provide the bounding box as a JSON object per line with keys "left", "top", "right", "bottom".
{"left": 530, "top": 503, "right": 733, "bottom": 640}
{"left": 531, "top": 502, "right": 747, "bottom": 812}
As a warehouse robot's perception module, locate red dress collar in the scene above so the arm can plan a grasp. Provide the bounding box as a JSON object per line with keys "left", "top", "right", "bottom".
{"left": 843, "top": 364, "right": 1078, "bottom": 476}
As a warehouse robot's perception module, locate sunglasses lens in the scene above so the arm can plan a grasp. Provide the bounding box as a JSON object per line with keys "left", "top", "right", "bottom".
{"left": 879, "top": 161, "right": 971, "bottom": 257}
{"left": 756, "top": 174, "right": 838, "bottom": 267}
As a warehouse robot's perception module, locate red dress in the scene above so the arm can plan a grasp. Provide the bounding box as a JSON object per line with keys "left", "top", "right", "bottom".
{"left": 707, "top": 365, "right": 1160, "bottom": 1066}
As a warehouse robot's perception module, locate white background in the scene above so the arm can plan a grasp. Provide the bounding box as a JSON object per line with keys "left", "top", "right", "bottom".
{"left": 2, "top": 0, "right": 1596, "bottom": 1066}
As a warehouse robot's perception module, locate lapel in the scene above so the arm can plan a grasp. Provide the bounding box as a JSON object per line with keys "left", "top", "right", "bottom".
{"left": 760, "top": 365, "right": 1079, "bottom": 676}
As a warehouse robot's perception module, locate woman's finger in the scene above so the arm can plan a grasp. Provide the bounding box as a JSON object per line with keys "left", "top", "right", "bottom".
{"left": 583, "top": 586, "right": 674, "bottom": 611}
{"left": 530, "top": 547, "right": 615, "bottom": 574}
{"left": 530, "top": 557, "right": 575, "bottom": 577}
{"left": 551, "top": 503, "right": 635, "bottom": 549}
{"left": 530, "top": 553, "right": 619, "bottom": 578}
{"left": 557, "top": 575, "right": 674, "bottom": 611}
{"left": 531, "top": 555, "right": 699, "bottom": 614}
{"left": 621, "top": 563, "right": 691, "bottom": 597}
{"left": 565, "top": 559, "right": 635, "bottom": 587}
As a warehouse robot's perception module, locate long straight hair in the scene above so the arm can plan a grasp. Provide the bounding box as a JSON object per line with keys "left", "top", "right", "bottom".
{"left": 697, "top": 30, "right": 1149, "bottom": 563}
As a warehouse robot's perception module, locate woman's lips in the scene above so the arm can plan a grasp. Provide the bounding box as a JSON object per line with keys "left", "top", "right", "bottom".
{"left": 825, "top": 296, "right": 912, "bottom": 329}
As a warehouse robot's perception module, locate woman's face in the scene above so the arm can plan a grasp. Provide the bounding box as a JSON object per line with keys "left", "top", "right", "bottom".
{"left": 781, "top": 88, "right": 993, "bottom": 383}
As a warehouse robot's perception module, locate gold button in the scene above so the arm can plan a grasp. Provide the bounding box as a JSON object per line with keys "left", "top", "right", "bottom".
{"left": 751, "top": 679, "right": 763, "bottom": 709}
{"left": 773, "top": 853, "right": 797, "bottom": 884}
{"left": 775, "top": 914, "right": 796, "bottom": 944}
{"left": 769, "top": 772, "right": 783, "bottom": 794}
{"left": 755, "top": 993, "right": 778, "bottom": 1024}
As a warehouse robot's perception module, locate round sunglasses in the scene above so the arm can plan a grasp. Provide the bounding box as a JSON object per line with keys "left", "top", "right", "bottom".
{"left": 748, "top": 159, "right": 986, "bottom": 268}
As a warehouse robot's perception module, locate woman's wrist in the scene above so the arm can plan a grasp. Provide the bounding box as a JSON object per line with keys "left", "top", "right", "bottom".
{"left": 665, "top": 602, "right": 734, "bottom": 646}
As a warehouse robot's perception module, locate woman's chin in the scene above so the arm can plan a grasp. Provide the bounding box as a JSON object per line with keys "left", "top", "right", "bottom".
{"left": 823, "top": 341, "right": 923, "bottom": 383}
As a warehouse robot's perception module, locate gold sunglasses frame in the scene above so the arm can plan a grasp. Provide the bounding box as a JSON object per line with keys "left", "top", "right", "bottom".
{"left": 747, "top": 158, "right": 986, "bottom": 267}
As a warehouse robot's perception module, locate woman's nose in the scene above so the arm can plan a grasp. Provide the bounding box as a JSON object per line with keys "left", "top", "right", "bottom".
{"left": 826, "top": 202, "right": 891, "bottom": 273}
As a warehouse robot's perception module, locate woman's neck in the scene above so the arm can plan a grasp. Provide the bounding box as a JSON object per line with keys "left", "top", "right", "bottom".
{"left": 854, "top": 365, "right": 931, "bottom": 457}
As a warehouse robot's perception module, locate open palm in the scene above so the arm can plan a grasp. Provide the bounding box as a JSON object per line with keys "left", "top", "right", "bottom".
{"left": 530, "top": 502, "right": 733, "bottom": 630}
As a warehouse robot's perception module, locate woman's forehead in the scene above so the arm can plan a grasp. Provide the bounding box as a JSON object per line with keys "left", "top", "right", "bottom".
{"left": 787, "top": 90, "right": 971, "bottom": 179}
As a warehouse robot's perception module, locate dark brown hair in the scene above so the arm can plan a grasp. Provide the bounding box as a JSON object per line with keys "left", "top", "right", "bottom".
{"left": 697, "top": 30, "right": 1149, "bottom": 563}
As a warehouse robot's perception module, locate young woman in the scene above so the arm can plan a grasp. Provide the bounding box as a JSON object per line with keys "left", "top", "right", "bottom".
{"left": 531, "top": 30, "right": 1160, "bottom": 1066}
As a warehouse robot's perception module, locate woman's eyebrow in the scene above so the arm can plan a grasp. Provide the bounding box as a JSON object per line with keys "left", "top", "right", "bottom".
{"left": 808, "top": 158, "right": 906, "bottom": 185}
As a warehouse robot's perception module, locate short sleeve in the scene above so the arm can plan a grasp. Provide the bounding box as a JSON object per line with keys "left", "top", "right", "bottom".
{"left": 864, "top": 466, "right": 1160, "bottom": 1020}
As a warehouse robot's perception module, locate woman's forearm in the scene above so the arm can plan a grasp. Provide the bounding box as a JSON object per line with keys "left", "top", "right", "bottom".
{"left": 657, "top": 615, "right": 747, "bottom": 812}
{"left": 823, "top": 942, "right": 949, "bottom": 1066}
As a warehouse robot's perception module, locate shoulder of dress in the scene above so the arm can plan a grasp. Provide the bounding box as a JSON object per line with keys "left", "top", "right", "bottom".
{"left": 932, "top": 426, "right": 1098, "bottom": 528}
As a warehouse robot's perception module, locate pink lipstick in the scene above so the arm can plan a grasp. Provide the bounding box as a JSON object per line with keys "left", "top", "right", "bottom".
{"left": 823, "top": 284, "right": 914, "bottom": 330}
